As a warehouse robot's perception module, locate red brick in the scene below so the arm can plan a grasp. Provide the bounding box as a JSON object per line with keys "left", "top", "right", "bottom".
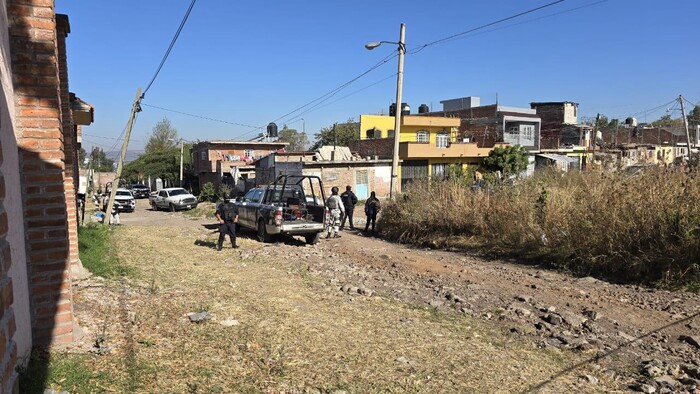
{"left": 1, "top": 280, "right": 13, "bottom": 312}
{"left": 19, "top": 107, "right": 59, "bottom": 118}
{"left": 25, "top": 17, "right": 54, "bottom": 30}
{"left": 27, "top": 218, "right": 67, "bottom": 228}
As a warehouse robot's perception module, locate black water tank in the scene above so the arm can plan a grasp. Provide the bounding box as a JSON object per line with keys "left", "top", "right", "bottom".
{"left": 418, "top": 104, "right": 429, "bottom": 114}
{"left": 389, "top": 103, "right": 410, "bottom": 116}
{"left": 267, "top": 122, "right": 278, "bottom": 138}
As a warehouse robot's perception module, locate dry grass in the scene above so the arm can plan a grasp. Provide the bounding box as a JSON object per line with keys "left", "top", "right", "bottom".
{"left": 42, "top": 224, "right": 609, "bottom": 393}
{"left": 380, "top": 168, "right": 700, "bottom": 287}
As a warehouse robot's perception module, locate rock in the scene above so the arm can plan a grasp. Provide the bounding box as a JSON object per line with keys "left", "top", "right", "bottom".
{"left": 559, "top": 311, "right": 587, "bottom": 328}
{"left": 358, "top": 287, "right": 373, "bottom": 296}
{"left": 515, "top": 294, "right": 532, "bottom": 303}
{"left": 452, "top": 295, "right": 463, "bottom": 303}
{"left": 340, "top": 284, "right": 351, "bottom": 293}
{"left": 679, "top": 335, "right": 700, "bottom": 349}
{"left": 395, "top": 356, "right": 410, "bottom": 364}
{"left": 582, "top": 308, "right": 600, "bottom": 321}
{"left": 580, "top": 374, "right": 598, "bottom": 385}
{"left": 631, "top": 383, "right": 656, "bottom": 393}
{"left": 682, "top": 365, "right": 700, "bottom": 379}
{"left": 654, "top": 375, "right": 680, "bottom": 389}
{"left": 188, "top": 311, "right": 212, "bottom": 323}
{"left": 445, "top": 292, "right": 454, "bottom": 301}
{"left": 577, "top": 342, "right": 597, "bottom": 352}
{"left": 545, "top": 314, "right": 563, "bottom": 325}
{"left": 618, "top": 331, "right": 637, "bottom": 343}
{"left": 429, "top": 300, "right": 444, "bottom": 308}
{"left": 349, "top": 286, "right": 359, "bottom": 294}
{"left": 220, "top": 319, "right": 240, "bottom": 327}
{"left": 644, "top": 365, "right": 665, "bottom": 378}
{"left": 514, "top": 308, "right": 532, "bottom": 318}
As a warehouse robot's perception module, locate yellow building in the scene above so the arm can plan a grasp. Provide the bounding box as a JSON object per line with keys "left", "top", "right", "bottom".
{"left": 359, "top": 114, "right": 499, "bottom": 187}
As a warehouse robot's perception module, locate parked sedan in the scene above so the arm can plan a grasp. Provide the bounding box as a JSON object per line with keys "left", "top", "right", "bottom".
{"left": 149, "top": 187, "right": 198, "bottom": 211}
{"left": 130, "top": 184, "right": 150, "bottom": 198}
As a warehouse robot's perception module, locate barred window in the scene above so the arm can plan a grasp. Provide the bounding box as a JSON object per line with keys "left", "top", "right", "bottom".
{"left": 416, "top": 130, "right": 429, "bottom": 143}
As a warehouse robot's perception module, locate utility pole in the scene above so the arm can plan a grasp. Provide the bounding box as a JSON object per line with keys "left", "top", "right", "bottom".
{"left": 333, "top": 122, "right": 337, "bottom": 161}
{"left": 179, "top": 140, "right": 184, "bottom": 187}
{"left": 680, "top": 95, "right": 692, "bottom": 159}
{"left": 104, "top": 88, "right": 142, "bottom": 225}
{"left": 390, "top": 23, "right": 406, "bottom": 201}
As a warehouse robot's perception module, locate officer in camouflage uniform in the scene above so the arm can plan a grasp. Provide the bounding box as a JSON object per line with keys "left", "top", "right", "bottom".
{"left": 325, "top": 186, "right": 345, "bottom": 239}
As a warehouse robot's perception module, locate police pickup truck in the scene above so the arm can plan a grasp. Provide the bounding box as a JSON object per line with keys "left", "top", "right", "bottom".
{"left": 235, "top": 175, "right": 326, "bottom": 245}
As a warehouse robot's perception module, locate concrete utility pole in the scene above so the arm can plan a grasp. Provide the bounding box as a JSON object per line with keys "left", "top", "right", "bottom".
{"left": 680, "top": 95, "right": 692, "bottom": 159}
{"left": 179, "top": 140, "right": 184, "bottom": 187}
{"left": 104, "top": 88, "right": 142, "bottom": 225}
{"left": 390, "top": 23, "right": 406, "bottom": 200}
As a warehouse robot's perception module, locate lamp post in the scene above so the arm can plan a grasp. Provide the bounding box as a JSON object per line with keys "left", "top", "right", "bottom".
{"left": 366, "top": 23, "right": 405, "bottom": 200}
{"left": 300, "top": 117, "right": 306, "bottom": 135}
{"left": 170, "top": 138, "right": 185, "bottom": 187}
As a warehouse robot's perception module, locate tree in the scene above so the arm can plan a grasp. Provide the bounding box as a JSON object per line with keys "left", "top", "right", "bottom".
{"left": 482, "top": 145, "right": 529, "bottom": 176}
{"left": 651, "top": 114, "right": 682, "bottom": 128}
{"left": 145, "top": 118, "right": 178, "bottom": 154}
{"left": 687, "top": 105, "right": 700, "bottom": 127}
{"left": 278, "top": 125, "right": 308, "bottom": 151}
{"left": 88, "top": 147, "right": 114, "bottom": 172}
{"left": 607, "top": 118, "right": 620, "bottom": 128}
{"left": 78, "top": 147, "right": 87, "bottom": 167}
{"left": 311, "top": 119, "right": 359, "bottom": 150}
{"left": 122, "top": 148, "right": 180, "bottom": 184}
{"left": 595, "top": 115, "right": 609, "bottom": 129}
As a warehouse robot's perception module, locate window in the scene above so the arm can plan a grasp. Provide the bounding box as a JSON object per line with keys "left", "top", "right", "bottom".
{"left": 387, "top": 129, "right": 395, "bottom": 139}
{"left": 416, "top": 130, "right": 429, "bottom": 143}
{"left": 521, "top": 125, "right": 534, "bottom": 140}
{"left": 436, "top": 132, "right": 450, "bottom": 148}
{"left": 200, "top": 151, "right": 207, "bottom": 160}
{"left": 432, "top": 163, "right": 448, "bottom": 180}
{"left": 365, "top": 128, "right": 380, "bottom": 139}
{"left": 244, "top": 149, "right": 254, "bottom": 159}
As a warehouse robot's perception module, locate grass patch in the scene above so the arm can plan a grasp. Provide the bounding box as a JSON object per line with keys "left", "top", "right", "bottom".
{"left": 19, "top": 350, "right": 104, "bottom": 394}
{"left": 380, "top": 167, "right": 700, "bottom": 288}
{"left": 78, "top": 224, "right": 135, "bottom": 278}
{"left": 182, "top": 202, "right": 216, "bottom": 219}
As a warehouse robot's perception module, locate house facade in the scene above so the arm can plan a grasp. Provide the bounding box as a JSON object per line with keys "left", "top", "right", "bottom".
{"left": 530, "top": 101, "right": 583, "bottom": 148}
{"left": 191, "top": 140, "right": 288, "bottom": 193}
{"left": 357, "top": 114, "right": 500, "bottom": 188}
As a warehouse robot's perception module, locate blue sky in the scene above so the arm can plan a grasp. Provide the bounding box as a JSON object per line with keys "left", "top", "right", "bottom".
{"left": 56, "top": 0, "right": 699, "bottom": 153}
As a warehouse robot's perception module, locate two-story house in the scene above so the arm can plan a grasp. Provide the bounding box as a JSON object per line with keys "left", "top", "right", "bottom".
{"left": 356, "top": 113, "right": 498, "bottom": 189}
{"left": 191, "top": 140, "right": 288, "bottom": 193}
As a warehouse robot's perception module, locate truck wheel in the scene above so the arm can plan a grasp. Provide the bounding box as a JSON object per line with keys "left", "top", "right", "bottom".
{"left": 151, "top": 202, "right": 158, "bottom": 211}
{"left": 305, "top": 232, "right": 320, "bottom": 245}
{"left": 257, "top": 220, "right": 271, "bottom": 243}
{"left": 169, "top": 203, "right": 176, "bottom": 212}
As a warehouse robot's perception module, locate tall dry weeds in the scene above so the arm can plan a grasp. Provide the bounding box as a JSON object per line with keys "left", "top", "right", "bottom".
{"left": 380, "top": 168, "right": 700, "bottom": 286}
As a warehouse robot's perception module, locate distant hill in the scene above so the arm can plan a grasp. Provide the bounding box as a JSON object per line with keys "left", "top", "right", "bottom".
{"left": 104, "top": 150, "right": 143, "bottom": 164}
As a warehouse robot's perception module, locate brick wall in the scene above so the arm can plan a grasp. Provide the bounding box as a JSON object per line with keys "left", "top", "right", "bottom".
{"left": 9, "top": 0, "right": 75, "bottom": 346}
{"left": 350, "top": 138, "right": 394, "bottom": 160}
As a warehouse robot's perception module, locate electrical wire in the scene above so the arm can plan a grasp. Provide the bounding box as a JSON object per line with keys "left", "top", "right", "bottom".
{"left": 142, "top": 0, "right": 198, "bottom": 96}
{"left": 83, "top": 132, "right": 142, "bottom": 143}
{"left": 408, "top": 0, "right": 566, "bottom": 55}
{"left": 141, "top": 103, "right": 259, "bottom": 128}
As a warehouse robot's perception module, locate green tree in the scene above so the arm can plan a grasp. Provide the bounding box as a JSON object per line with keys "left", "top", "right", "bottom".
{"left": 122, "top": 148, "right": 179, "bottom": 184}
{"left": 78, "top": 147, "right": 87, "bottom": 167}
{"left": 89, "top": 147, "right": 114, "bottom": 172}
{"left": 482, "top": 145, "right": 529, "bottom": 176}
{"left": 595, "top": 114, "right": 609, "bottom": 129}
{"left": 651, "top": 114, "right": 682, "bottom": 127}
{"left": 145, "top": 118, "right": 178, "bottom": 154}
{"left": 278, "top": 125, "right": 308, "bottom": 151}
{"left": 311, "top": 119, "right": 359, "bottom": 150}
{"left": 687, "top": 105, "right": 700, "bottom": 127}
{"left": 607, "top": 118, "right": 620, "bottom": 128}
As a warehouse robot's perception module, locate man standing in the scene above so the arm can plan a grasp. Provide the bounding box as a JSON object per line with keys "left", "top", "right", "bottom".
{"left": 216, "top": 195, "right": 239, "bottom": 251}
{"left": 340, "top": 185, "right": 358, "bottom": 230}
{"left": 364, "top": 191, "right": 381, "bottom": 233}
{"left": 325, "top": 186, "right": 345, "bottom": 239}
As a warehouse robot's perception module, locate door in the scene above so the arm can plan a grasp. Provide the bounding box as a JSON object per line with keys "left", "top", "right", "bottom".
{"left": 239, "top": 189, "right": 259, "bottom": 227}
{"left": 355, "top": 170, "right": 368, "bottom": 199}
{"left": 401, "top": 160, "right": 428, "bottom": 190}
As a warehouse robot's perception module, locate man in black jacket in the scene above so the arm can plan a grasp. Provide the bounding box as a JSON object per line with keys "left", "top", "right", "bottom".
{"left": 340, "top": 185, "right": 358, "bottom": 230}
{"left": 216, "top": 195, "right": 239, "bottom": 250}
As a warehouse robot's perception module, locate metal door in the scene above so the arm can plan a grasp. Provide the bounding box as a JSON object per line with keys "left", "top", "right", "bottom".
{"left": 401, "top": 160, "right": 428, "bottom": 189}
{"left": 355, "top": 170, "right": 368, "bottom": 199}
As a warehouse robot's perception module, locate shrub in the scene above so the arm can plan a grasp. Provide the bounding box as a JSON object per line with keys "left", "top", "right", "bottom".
{"left": 379, "top": 167, "right": 700, "bottom": 287}
{"left": 199, "top": 182, "right": 216, "bottom": 202}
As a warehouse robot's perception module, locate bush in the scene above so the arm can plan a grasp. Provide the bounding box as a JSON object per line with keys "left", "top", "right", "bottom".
{"left": 199, "top": 182, "right": 216, "bottom": 202}
{"left": 379, "top": 167, "right": 700, "bottom": 287}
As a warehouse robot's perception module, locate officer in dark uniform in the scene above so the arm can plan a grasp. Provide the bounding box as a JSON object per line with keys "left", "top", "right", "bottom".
{"left": 215, "top": 195, "right": 239, "bottom": 251}
{"left": 340, "top": 185, "right": 358, "bottom": 230}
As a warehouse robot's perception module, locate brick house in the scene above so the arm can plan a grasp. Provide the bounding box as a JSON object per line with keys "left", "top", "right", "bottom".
{"left": 191, "top": 140, "right": 288, "bottom": 194}
{"left": 529, "top": 101, "right": 584, "bottom": 149}
{"left": 0, "top": 1, "right": 91, "bottom": 390}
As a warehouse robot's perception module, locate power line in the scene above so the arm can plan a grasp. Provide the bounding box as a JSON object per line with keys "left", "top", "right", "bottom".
{"left": 141, "top": 103, "right": 259, "bottom": 128}
{"left": 142, "top": 0, "right": 198, "bottom": 96}
{"left": 408, "top": 0, "right": 566, "bottom": 54}
{"left": 83, "top": 132, "right": 142, "bottom": 142}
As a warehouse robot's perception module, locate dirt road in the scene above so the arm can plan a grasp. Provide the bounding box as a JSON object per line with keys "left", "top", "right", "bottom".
{"left": 64, "top": 199, "right": 700, "bottom": 393}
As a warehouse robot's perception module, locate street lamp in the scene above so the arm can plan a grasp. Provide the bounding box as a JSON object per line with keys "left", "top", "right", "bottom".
{"left": 366, "top": 23, "right": 405, "bottom": 200}
{"left": 170, "top": 138, "right": 185, "bottom": 187}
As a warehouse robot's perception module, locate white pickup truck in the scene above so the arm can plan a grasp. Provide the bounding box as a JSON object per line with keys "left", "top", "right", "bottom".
{"left": 149, "top": 187, "right": 198, "bottom": 212}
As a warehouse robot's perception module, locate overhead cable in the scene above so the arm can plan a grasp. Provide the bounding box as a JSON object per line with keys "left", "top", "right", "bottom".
{"left": 142, "top": 0, "right": 198, "bottom": 96}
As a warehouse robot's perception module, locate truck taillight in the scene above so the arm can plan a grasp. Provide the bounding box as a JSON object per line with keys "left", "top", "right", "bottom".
{"left": 275, "top": 209, "right": 282, "bottom": 225}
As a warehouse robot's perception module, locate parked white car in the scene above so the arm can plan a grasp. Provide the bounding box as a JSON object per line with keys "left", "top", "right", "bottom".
{"left": 149, "top": 187, "right": 198, "bottom": 211}
{"left": 103, "top": 188, "right": 135, "bottom": 212}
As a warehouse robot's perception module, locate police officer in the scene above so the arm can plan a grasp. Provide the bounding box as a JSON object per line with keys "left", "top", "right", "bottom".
{"left": 340, "top": 185, "right": 358, "bottom": 230}
{"left": 215, "top": 195, "right": 239, "bottom": 251}
{"left": 325, "top": 186, "right": 345, "bottom": 239}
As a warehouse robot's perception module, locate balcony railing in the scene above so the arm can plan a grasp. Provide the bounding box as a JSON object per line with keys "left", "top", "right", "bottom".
{"left": 399, "top": 141, "right": 501, "bottom": 159}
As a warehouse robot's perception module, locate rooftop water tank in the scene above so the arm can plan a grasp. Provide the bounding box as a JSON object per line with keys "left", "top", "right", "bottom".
{"left": 418, "top": 104, "right": 429, "bottom": 114}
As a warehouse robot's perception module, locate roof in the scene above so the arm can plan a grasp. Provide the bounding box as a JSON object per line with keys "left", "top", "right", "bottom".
{"left": 530, "top": 101, "right": 579, "bottom": 107}
{"left": 202, "top": 140, "right": 288, "bottom": 146}
{"left": 536, "top": 153, "right": 579, "bottom": 163}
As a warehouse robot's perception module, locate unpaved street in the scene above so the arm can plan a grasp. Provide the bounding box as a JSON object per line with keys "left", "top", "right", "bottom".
{"left": 66, "top": 200, "right": 700, "bottom": 393}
